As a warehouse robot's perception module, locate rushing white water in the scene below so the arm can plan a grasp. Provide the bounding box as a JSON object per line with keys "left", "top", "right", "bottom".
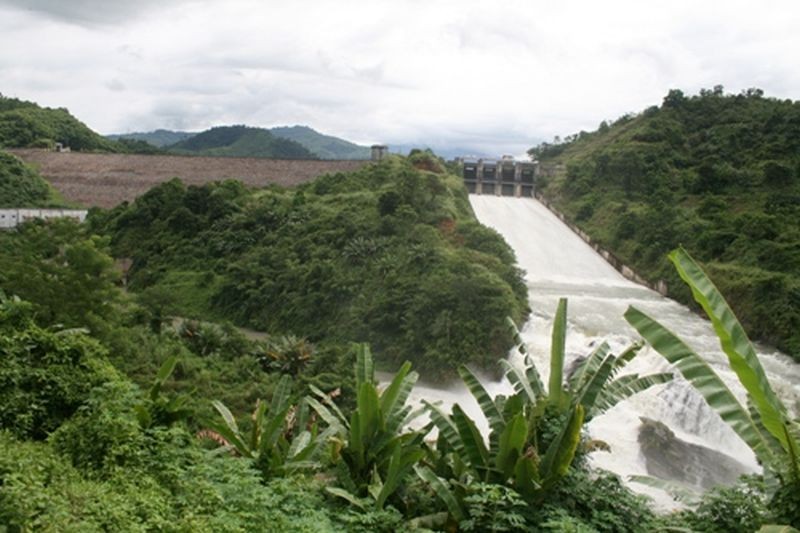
{"left": 406, "top": 195, "right": 800, "bottom": 508}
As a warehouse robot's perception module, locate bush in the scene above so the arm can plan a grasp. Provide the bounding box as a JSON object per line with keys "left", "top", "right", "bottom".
{"left": 679, "top": 476, "right": 769, "bottom": 533}
{"left": 0, "top": 296, "right": 119, "bottom": 440}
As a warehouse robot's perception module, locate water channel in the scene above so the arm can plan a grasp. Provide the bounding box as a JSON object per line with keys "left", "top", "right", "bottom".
{"left": 405, "top": 195, "right": 800, "bottom": 508}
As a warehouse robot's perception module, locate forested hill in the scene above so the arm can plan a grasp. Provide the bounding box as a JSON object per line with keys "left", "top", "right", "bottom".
{"left": 0, "top": 151, "right": 64, "bottom": 207}
{"left": 92, "top": 154, "right": 529, "bottom": 378}
{"left": 269, "top": 126, "right": 370, "bottom": 159}
{"left": 106, "top": 129, "right": 195, "bottom": 148}
{"left": 532, "top": 87, "right": 800, "bottom": 359}
{"left": 0, "top": 95, "right": 122, "bottom": 152}
{"left": 167, "top": 125, "right": 317, "bottom": 159}
{"left": 111, "top": 125, "right": 371, "bottom": 159}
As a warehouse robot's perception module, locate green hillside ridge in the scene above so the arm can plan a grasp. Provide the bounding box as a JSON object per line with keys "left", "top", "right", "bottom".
{"left": 0, "top": 94, "right": 121, "bottom": 152}
{"left": 92, "top": 155, "right": 529, "bottom": 379}
{"left": 110, "top": 125, "right": 371, "bottom": 159}
{"left": 532, "top": 86, "right": 800, "bottom": 360}
{"left": 107, "top": 129, "right": 197, "bottom": 147}
{"left": 168, "top": 125, "right": 317, "bottom": 159}
{"left": 0, "top": 151, "right": 65, "bottom": 207}
{"left": 270, "top": 125, "right": 370, "bottom": 159}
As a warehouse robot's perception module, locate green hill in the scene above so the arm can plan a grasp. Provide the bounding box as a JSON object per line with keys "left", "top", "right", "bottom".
{"left": 107, "top": 129, "right": 196, "bottom": 148}
{"left": 94, "top": 156, "right": 528, "bottom": 378}
{"left": 0, "top": 151, "right": 64, "bottom": 207}
{"left": 167, "top": 125, "right": 317, "bottom": 159}
{"left": 0, "top": 94, "right": 120, "bottom": 152}
{"left": 110, "top": 126, "right": 370, "bottom": 159}
{"left": 270, "top": 125, "right": 370, "bottom": 159}
{"left": 532, "top": 87, "right": 800, "bottom": 359}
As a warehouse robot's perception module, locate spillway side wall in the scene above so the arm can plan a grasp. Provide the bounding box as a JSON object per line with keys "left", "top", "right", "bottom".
{"left": 535, "top": 192, "right": 668, "bottom": 296}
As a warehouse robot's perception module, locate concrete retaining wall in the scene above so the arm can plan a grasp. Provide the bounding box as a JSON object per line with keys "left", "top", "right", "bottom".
{"left": 0, "top": 208, "right": 88, "bottom": 229}
{"left": 535, "top": 193, "right": 668, "bottom": 295}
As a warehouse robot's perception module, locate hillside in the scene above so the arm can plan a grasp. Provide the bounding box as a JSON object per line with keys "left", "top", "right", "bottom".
{"left": 532, "top": 87, "right": 800, "bottom": 359}
{"left": 92, "top": 155, "right": 529, "bottom": 378}
{"left": 111, "top": 125, "right": 371, "bottom": 159}
{"left": 0, "top": 151, "right": 64, "bottom": 207}
{"left": 168, "top": 125, "right": 316, "bottom": 159}
{"left": 270, "top": 125, "right": 370, "bottom": 159}
{"left": 107, "top": 129, "right": 196, "bottom": 148}
{"left": 0, "top": 95, "right": 121, "bottom": 152}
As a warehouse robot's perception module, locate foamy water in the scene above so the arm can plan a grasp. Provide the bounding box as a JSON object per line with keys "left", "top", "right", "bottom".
{"left": 401, "top": 195, "right": 800, "bottom": 509}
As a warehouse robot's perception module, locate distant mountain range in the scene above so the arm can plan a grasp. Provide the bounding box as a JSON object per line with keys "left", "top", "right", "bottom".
{"left": 107, "top": 125, "right": 498, "bottom": 161}
{"left": 388, "top": 144, "right": 494, "bottom": 160}
{"left": 108, "top": 125, "right": 372, "bottom": 160}
{"left": 269, "top": 126, "right": 370, "bottom": 160}
{"left": 106, "top": 129, "right": 195, "bottom": 148}
{"left": 167, "top": 126, "right": 317, "bottom": 159}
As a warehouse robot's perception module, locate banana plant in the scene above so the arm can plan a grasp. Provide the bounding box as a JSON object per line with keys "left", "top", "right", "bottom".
{"left": 135, "top": 355, "right": 192, "bottom": 428}
{"left": 624, "top": 247, "right": 800, "bottom": 491}
{"left": 502, "top": 301, "right": 673, "bottom": 422}
{"left": 306, "top": 344, "right": 426, "bottom": 510}
{"left": 210, "top": 374, "right": 333, "bottom": 478}
{"left": 421, "top": 298, "right": 672, "bottom": 515}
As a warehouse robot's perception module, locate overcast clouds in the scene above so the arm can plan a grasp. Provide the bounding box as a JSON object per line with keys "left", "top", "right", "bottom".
{"left": 1, "top": 0, "right": 799, "bottom": 155}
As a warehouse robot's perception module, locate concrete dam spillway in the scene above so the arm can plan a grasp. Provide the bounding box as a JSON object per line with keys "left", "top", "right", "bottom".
{"left": 407, "top": 195, "right": 800, "bottom": 508}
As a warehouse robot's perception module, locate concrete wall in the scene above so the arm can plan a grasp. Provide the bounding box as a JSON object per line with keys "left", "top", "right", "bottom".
{"left": 534, "top": 193, "right": 668, "bottom": 296}
{"left": 463, "top": 160, "right": 537, "bottom": 198}
{"left": 0, "top": 208, "right": 88, "bottom": 229}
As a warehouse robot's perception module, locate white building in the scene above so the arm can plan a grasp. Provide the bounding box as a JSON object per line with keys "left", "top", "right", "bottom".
{"left": 0, "top": 209, "right": 88, "bottom": 229}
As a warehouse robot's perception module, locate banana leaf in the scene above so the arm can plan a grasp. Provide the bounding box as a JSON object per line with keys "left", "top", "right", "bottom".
{"left": 495, "top": 412, "right": 527, "bottom": 478}
{"left": 210, "top": 400, "right": 251, "bottom": 457}
{"left": 540, "top": 404, "right": 584, "bottom": 484}
{"left": 572, "top": 352, "right": 616, "bottom": 417}
{"left": 452, "top": 404, "right": 489, "bottom": 470}
{"left": 567, "top": 342, "right": 611, "bottom": 392}
{"left": 150, "top": 355, "right": 178, "bottom": 401}
{"left": 624, "top": 306, "right": 775, "bottom": 466}
{"left": 379, "top": 361, "right": 416, "bottom": 421}
{"left": 459, "top": 365, "right": 505, "bottom": 439}
{"left": 595, "top": 372, "right": 673, "bottom": 414}
{"left": 501, "top": 358, "right": 539, "bottom": 404}
{"left": 670, "top": 247, "right": 789, "bottom": 451}
{"left": 354, "top": 343, "right": 374, "bottom": 389}
{"left": 423, "top": 400, "right": 462, "bottom": 455}
{"left": 415, "top": 466, "right": 466, "bottom": 521}
{"left": 549, "top": 298, "right": 568, "bottom": 405}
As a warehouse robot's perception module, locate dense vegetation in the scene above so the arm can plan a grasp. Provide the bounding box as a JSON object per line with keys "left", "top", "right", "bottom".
{"left": 1, "top": 219, "right": 795, "bottom": 529}
{"left": 0, "top": 94, "right": 121, "bottom": 152}
{"left": 0, "top": 150, "right": 64, "bottom": 207}
{"left": 531, "top": 87, "right": 800, "bottom": 360}
{"left": 167, "top": 125, "right": 318, "bottom": 159}
{"left": 91, "top": 156, "right": 528, "bottom": 379}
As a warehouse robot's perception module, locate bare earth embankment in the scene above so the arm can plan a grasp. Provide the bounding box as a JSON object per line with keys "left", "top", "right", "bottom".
{"left": 9, "top": 149, "right": 370, "bottom": 208}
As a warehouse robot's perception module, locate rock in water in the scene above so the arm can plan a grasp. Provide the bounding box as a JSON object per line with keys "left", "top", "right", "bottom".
{"left": 637, "top": 417, "right": 749, "bottom": 490}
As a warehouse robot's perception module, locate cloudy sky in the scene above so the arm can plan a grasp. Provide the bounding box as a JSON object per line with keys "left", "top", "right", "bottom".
{"left": 1, "top": 0, "right": 799, "bottom": 155}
